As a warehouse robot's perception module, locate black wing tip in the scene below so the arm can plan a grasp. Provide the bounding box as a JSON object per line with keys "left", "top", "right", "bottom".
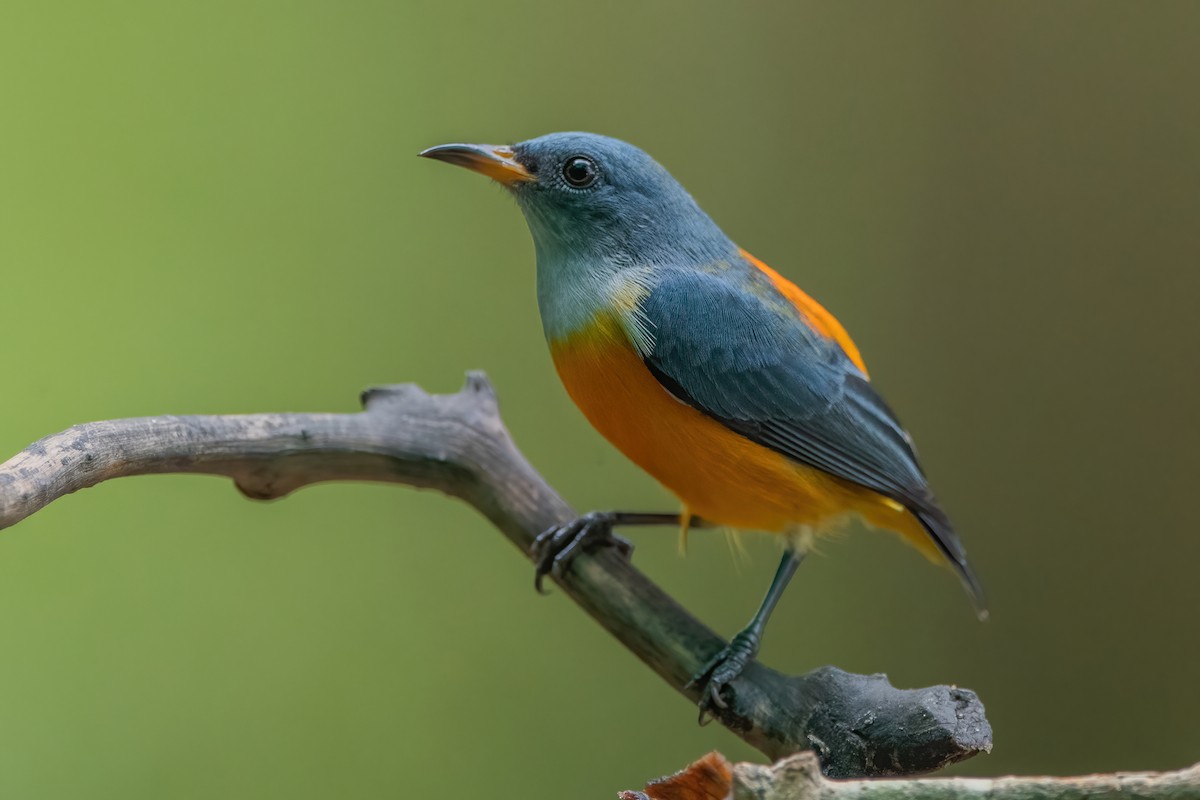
{"left": 958, "top": 560, "right": 990, "bottom": 622}
{"left": 914, "top": 508, "right": 989, "bottom": 621}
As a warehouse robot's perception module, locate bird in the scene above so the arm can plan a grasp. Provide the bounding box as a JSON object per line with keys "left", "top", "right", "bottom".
{"left": 420, "top": 132, "right": 986, "bottom": 715}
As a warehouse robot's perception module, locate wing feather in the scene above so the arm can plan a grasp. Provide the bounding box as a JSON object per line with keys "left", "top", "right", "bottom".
{"left": 638, "top": 264, "right": 984, "bottom": 610}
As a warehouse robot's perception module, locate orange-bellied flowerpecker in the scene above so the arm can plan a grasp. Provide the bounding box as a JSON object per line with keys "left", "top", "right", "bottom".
{"left": 421, "top": 133, "right": 985, "bottom": 714}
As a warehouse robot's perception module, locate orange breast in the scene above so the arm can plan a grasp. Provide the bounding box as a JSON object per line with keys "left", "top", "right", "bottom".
{"left": 549, "top": 316, "right": 904, "bottom": 535}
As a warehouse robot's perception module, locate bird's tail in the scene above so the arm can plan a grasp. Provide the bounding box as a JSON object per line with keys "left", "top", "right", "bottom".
{"left": 913, "top": 504, "right": 988, "bottom": 621}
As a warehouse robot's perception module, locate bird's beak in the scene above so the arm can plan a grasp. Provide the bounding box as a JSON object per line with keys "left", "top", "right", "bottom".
{"left": 419, "top": 143, "right": 534, "bottom": 186}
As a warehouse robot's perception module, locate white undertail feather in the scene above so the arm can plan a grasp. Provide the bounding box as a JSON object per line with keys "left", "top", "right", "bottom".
{"left": 724, "top": 528, "right": 751, "bottom": 571}
{"left": 787, "top": 525, "right": 818, "bottom": 556}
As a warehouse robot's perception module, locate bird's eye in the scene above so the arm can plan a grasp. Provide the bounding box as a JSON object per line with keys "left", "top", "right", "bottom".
{"left": 562, "top": 156, "right": 598, "bottom": 188}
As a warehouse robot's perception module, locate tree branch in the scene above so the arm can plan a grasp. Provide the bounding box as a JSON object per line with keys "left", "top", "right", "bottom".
{"left": 739, "top": 752, "right": 1200, "bottom": 799}
{"left": 626, "top": 752, "right": 1200, "bottom": 800}
{"left": 0, "top": 373, "right": 992, "bottom": 777}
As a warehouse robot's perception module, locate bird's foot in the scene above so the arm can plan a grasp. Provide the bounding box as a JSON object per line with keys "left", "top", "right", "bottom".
{"left": 687, "top": 630, "right": 760, "bottom": 723}
{"left": 530, "top": 511, "right": 634, "bottom": 593}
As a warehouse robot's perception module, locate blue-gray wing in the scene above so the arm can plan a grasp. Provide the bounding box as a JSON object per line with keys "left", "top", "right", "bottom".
{"left": 639, "top": 268, "right": 983, "bottom": 608}
{"left": 640, "top": 268, "right": 928, "bottom": 506}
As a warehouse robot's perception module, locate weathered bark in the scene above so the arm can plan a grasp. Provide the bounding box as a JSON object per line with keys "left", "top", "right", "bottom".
{"left": 738, "top": 752, "right": 1200, "bottom": 799}
{"left": 626, "top": 752, "right": 1200, "bottom": 800}
{"left": 0, "top": 373, "right": 992, "bottom": 777}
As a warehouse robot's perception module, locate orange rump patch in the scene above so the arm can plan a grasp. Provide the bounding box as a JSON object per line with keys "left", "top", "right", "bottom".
{"left": 740, "top": 249, "right": 869, "bottom": 377}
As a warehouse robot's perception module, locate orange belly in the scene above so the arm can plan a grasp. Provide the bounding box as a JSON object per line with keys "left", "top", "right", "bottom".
{"left": 549, "top": 317, "right": 931, "bottom": 553}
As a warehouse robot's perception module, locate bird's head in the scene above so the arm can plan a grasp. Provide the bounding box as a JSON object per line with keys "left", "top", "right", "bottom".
{"left": 420, "top": 132, "right": 736, "bottom": 267}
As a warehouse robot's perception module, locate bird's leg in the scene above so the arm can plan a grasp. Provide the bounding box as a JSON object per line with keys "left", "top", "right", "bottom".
{"left": 531, "top": 512, "right": 700, "bottom": 593}
{"left": 689, "top": 546, "right": 805, "bottom": 721}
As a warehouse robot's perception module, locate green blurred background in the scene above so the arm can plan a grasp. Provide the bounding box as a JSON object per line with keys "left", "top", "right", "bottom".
{"left": 2, "top": 1, "right": 1198, "bottom": 796}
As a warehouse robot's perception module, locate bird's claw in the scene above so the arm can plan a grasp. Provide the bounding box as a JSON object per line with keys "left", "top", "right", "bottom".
{"left": 530, "top": 512, "right": 635, "bottom": 593}
{"left": 686, "top": 630, "right": 759, "bottom": 724}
